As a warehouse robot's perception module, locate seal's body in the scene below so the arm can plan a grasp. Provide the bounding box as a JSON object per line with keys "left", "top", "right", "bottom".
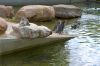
{"left": 53, "top": 20, "right": 65, "bottom": 34}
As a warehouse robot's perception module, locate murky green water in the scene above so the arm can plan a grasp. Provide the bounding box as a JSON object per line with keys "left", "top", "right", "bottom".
{"left": 0, "top": 2, "right": 100, "bottom": 66}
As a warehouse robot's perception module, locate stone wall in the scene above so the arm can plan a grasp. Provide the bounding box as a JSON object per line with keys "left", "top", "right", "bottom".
{"left": 0, "top": 0, "right": 96, "bottom": 5}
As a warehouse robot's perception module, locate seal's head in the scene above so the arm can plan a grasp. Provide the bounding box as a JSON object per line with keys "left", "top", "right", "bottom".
{"left": 38, "top": 26, "right": 52, "bottom": 37}
{"left": 19, "top": 17, "right": 30, "bottom": 26}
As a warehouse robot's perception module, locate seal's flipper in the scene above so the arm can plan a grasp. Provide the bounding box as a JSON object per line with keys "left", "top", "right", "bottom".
{"left": 12, "top": 26, "right": 20, "bottom": 33}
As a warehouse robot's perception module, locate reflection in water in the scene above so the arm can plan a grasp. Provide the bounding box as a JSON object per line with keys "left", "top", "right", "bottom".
{"left": 0, "top": 2, "right": 100, "bottom": 66}
{"left": 0, "top": 42, "right": 69, "bottom": 66}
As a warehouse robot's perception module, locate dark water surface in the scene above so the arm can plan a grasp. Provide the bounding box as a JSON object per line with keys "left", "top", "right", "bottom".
{"left": 0, "top": 2, "right": 100, "bottom": 66}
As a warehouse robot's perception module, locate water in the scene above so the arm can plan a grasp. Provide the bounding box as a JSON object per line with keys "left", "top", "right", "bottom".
{"left": 0, "top": 2, "right": 100, "bottom": 66}
{"left": 65, "top": 2, "right": 100, "bottom": 66}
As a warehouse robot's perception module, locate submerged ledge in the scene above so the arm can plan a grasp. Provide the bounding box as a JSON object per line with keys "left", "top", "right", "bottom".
{"left": 0, "top": 33, "right": 74, "bottom": 55}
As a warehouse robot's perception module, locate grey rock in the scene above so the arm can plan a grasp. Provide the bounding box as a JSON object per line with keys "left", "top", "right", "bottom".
{"left": 0, "top": 5, "right": 14, "bottom": 18}
{"left": 16, "top": 5, "right": 55, "bottom": 22}
{"left": 53, "top": 4, "right": 82, "bottom": 18}
{"left": 0, "top": 17, "right": 7, "bottom": 35}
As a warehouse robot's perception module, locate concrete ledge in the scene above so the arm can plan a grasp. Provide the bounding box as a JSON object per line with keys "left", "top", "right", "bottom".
{"left": 0, "top": 33, "right": 74, "bottom": 55}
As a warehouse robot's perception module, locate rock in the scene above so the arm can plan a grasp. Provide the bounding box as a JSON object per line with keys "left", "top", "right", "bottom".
{"left": 16, "top": 5, "right": 55, "bottom": 22}
{"left": 53, "top": 4, "right": 82, "bottom": 18}
{"left": 12, "top": 18, "right": 52, "bottom": 38}
{"left": 0, "top": 17, "right": 8, "bottom": 34}
{"left": 0, "top": 5, "right": 14, "bottom": 18}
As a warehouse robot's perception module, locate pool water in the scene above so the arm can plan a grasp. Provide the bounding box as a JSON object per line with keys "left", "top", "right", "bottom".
{"left": 0, "top": 2, "right": 100, "bottom": 66}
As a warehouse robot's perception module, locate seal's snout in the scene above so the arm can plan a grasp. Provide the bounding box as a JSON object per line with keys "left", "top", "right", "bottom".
{"left": 50, "top": 31, "right": 52, "bottom": 35}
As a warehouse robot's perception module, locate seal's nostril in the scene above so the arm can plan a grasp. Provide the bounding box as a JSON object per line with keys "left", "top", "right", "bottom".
{"left": 50, "top": 31, "right": 52, "bottom": 35}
